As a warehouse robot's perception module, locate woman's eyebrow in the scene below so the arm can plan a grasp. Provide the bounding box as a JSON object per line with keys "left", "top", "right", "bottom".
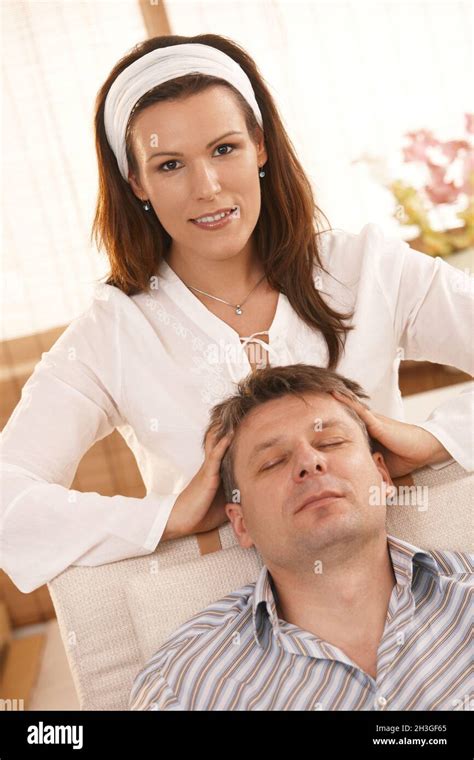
{"left": 146, "top": 130, "right": 244, "bottom": 161}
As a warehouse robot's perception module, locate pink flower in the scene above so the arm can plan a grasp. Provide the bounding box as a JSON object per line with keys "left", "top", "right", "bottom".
{"left": 402, "top": 129, "right": 438, "bottom": 162}
{"left": 461, "top": 147, "right": 474, "bottom": 195}
{"left": 424, "top": 161, "right": 460, "bottom": 204}
{"left": 438, "top": 139, "right": 470, "bottom": 162}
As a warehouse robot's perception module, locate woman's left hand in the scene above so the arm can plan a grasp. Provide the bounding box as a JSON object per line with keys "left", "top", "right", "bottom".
{"left": 330, "top": 390, "right": 452, "bottom": 478}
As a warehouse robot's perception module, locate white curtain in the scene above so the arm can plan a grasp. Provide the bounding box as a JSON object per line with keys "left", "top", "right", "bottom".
{"left": 1, "top": 0, "right": 147, "bottom": 340}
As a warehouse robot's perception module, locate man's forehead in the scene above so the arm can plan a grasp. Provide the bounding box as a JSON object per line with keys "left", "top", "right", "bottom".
{"left": 244, "top": 392, "right": 341, "bottom": 425}
{"left": 233, "top": 392, "right": 354, "bottom": 454}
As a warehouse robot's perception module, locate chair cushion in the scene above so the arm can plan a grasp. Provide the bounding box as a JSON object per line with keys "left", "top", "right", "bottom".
{"left": 125, "top": 545, "right": 263, "bottom": 664}
{"left": 386, "top": 461, "right": 473, "bottom": 551}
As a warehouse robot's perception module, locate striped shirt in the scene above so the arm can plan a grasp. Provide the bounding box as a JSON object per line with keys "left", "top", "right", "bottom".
{"left": 129, "top": 535, "right": 473, "bottom": 711}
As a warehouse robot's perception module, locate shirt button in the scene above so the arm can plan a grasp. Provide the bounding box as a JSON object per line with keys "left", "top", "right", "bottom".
{"left": 376, "top": 696, "right": 387, "bottom": 708}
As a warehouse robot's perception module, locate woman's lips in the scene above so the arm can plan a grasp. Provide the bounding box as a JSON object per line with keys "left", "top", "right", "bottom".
{"left": 190, "top": 207, "right": 239, "bottom": 230}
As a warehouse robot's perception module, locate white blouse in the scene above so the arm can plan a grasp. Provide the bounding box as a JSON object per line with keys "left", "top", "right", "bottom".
{"left": 1, "top": 223, "right": 473, "bottom": 593}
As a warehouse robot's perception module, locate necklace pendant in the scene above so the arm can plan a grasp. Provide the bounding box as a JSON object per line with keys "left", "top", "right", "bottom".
{"left": 235, "top": 305, "right": 243, "bottom": 315}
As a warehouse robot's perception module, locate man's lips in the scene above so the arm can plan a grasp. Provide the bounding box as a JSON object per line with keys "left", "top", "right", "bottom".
{"left": 294, "top": 490, "right": 344, "bottom": 514}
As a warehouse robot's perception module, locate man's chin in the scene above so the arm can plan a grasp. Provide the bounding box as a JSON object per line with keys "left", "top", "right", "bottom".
{"left": 292, "top": 512, "right": 363, "bottom": 553}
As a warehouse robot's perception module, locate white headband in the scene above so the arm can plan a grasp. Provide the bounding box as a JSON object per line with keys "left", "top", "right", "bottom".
{"left": 104, "top": 42, "right": 264, "bottom": 181}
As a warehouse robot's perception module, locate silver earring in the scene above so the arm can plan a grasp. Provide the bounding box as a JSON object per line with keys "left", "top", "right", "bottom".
{"left": 142, "top": 199, "right": 151, "bottom": 211}
{"left": 259, "top": 166, "right": 266, "bottom": 178}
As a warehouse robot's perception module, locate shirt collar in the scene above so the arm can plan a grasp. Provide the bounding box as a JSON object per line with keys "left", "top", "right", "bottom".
{"left": 252, "top": 564, "right": 279, "bottom": 647}
{"left": 251, "top": 534, "right": 442, "bottom": 648}
{"left": 386, "top": 533, "right": 442, "bottom": 589}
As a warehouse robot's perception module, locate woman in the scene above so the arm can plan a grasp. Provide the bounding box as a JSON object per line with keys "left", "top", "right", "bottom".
{"left": 1, "top": 34, "right": 472, "bottom": 594}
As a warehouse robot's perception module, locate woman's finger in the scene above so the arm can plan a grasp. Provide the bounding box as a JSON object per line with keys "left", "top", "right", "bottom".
{"left": 332, "top": 389, "right": 394, "bottom": 424}
{"left": 203, "top": 424, "right": 223, "bottom": 456}
{"left": 330, "top": 390, "right": 385, "bottom": 435}
{"left": 204, "top": 430, "right": 234, "bottom": 475}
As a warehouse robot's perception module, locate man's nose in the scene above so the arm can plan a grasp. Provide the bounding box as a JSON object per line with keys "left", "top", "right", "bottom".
{"left": 292, "top": 441, "right": 328, "bottom": 481}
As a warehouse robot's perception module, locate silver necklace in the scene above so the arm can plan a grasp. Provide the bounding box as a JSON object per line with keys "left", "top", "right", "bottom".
{"left": 186, "top": 273, "right": 266, "bottom": 315}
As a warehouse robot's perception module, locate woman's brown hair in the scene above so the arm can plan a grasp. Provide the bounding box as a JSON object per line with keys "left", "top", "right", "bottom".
{"left": 91, "top": 33, "right": 355, "bottom": 369}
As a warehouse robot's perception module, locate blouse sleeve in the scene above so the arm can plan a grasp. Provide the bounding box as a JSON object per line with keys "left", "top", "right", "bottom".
{"left": 365, "top": 223, "right": 474, "bottom": 472}
{"left": 0, "top": 289, "right": 179, "bottom": 593}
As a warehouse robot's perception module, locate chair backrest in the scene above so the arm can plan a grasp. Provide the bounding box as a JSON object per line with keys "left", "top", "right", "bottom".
{"left": 48, "top": 461, "right": 473, "bottom": 710}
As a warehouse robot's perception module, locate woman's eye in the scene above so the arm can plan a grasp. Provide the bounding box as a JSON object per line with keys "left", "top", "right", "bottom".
{"left": 215, "top": 143, "right": 235, "bottom": 156}
{"left": 159, "top": 159, "right": 180, "bottom": 172}
{"left": 158, "top": 143, "right": 236, "bottom": 172}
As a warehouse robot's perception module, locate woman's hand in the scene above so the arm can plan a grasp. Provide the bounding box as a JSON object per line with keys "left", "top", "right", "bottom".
{"left": 330, "top": 389, "right": 452, "bottom": 478}
{"left": 163, "top": 425, "right": 234, "bottom": 540}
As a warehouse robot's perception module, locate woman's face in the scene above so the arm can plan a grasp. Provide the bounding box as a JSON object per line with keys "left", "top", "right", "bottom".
{"left": 128, "top": 86, "right": 267, "bottom": 264}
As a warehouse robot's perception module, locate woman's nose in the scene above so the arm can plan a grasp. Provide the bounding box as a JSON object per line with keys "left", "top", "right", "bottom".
{"left": 191, "top": 160, "right": 222, "bottom": 198}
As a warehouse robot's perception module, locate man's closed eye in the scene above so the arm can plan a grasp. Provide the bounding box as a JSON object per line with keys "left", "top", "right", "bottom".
{"left": 260, "top": 441, "right": 344, "bottom": 471}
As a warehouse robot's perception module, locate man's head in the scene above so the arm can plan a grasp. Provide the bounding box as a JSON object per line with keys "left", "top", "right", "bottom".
{"left": 203, "top": 364, "right": 393, "bottom": 571}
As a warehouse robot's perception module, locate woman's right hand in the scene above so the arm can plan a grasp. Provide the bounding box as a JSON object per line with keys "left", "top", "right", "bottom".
{"left": 163, "top": 425, "right": 234, "bottom": 540}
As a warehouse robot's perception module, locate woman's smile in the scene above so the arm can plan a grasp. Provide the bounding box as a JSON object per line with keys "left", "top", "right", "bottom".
{"left": 190, "top": 206, "right": 240, "bottom": 230}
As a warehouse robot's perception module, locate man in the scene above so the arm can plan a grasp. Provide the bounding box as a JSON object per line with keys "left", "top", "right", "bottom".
{"left": 129, "top": 364, "right": 472, "bottom": 711}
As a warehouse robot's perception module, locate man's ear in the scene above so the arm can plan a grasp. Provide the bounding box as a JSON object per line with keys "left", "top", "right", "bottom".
{"left": 372, "top": 451, "right": 393, "bottom": 488}
{"left": 225, "top": 502, "right": 254, "bottom": 549}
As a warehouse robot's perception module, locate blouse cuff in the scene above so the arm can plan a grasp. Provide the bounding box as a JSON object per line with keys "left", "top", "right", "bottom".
{"left": 415, "top": 420, "right": 473, "bottom": 473}
{"left": 142, "top": 493, "right": 181, "bottom": 551}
